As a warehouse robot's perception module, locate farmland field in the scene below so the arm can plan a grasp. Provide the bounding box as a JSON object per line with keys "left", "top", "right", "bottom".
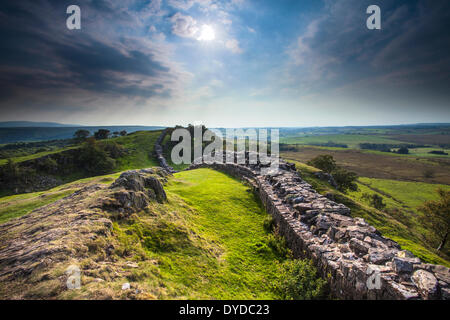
{"left": 282, "top": 146, "right": 450, "bottom": 184}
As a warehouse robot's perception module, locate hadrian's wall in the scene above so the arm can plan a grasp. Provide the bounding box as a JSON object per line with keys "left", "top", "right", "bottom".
{"left": 157, "top": 131, "right": 450, "bottom": 300}
{"left": 155, "top": 129, "right": 177, "bottom": 174}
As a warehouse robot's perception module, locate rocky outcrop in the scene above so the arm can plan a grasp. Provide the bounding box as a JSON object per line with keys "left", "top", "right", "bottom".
{"left": 0, "top": 168, "right": 168, "bottom": 298}
{"left": 154, "top": 129, "right": 176, "bottom": 174}
{"left": 186, "top": 154, "right": 450, "bottom": 300}
{"left": 101, "top": 169, "right": 168, "bottom": 218}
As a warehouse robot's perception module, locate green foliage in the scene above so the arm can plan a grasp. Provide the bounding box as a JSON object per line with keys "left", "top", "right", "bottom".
{"left": 272, "top": 259, "right": 326, "bottom": 300}
{"left": 77, "top": 139, "right": 116, "bottom": 174}
{"left": 397, "top": 146, "right": 409, "bottom": 154}
{"left": 332, "top": 168, "right": 358, "bottom": 192}
{"left": 419, "top": 189, "right": 450, "bottom": 251}
{"left": 307, "top": 155, "right": 336, "bottom": 173}
{"left": 74, "top": 129, "right": 90, "bottom": 141}
{"left": 362, "top": 193, "right": 386, "bottom": 210}
{"left": 94, "top": 129, "right": 111, "bottom": 140}
{"left": 307, "top": 155, "right": 358, "bottom": 192}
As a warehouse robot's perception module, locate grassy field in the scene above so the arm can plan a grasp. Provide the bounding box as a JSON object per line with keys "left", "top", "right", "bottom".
{"left": 148, "top": 168, "right": 290, "bottom": 299}
{"left": 282, "top": 146, "right": 450, "bottom": 185}
{"left": 288, "top": 160, "right": 450, "bottom": 266}
{"left": 280, "top": 134, "right": 405, "bottom": 148}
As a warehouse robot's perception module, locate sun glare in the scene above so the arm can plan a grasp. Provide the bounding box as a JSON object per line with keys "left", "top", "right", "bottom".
{"left": 198, "top": 25, "right": 215, "bottom": 41}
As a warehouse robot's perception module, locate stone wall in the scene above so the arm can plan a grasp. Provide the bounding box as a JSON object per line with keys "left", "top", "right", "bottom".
{"left": 155, "top": 129, "right": 177, "bottom": 174}
{"left": 156, "top": 129, "right": 449, "bottom": 300}
{"left": 186, "top": 160, "right": 450, "bottom": 300}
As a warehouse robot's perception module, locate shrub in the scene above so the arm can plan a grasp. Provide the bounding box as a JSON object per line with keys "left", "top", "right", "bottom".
{"left": 362, "top": 193, "right": 386, "bottom": 210}
{"left": 266, "top": 228, "right": 291, "bottom": 259}
{"left": 307, "top": 155, "right": 336, "bottom": 174}
{"left": 94, "top": 129, "right": 111, "bottom": 140}
{"left": 332, "top": 168, "right": 358, "bottom": 192}
{"left": 74, "top": 129, "right": 90, "bottom": 141}
{"left": 419, "top": 189, "right": 450, "bottom": 251}
{"left": 272, "top": 259, "right": 326, "bottom": 300}
{"left": 76, "top": 139, "right": 116, "bottom": 174}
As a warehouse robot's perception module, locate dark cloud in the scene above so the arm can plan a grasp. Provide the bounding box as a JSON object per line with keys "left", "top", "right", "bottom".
{"left": 288, "top": 0, "right": 450, "bottom": 104}
{"left": 0, "top": 0, "right": 173, "bottom": 108}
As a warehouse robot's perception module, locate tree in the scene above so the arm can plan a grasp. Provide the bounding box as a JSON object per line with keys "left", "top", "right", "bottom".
{"left": 94, "top": 129, "right": 111, "bottom": 140}
{"left": 397, "top": 146, "right": 409, "bottom": 154}
{"left": 307, "top": 155, "right": 337, "bottom": 173}
{"left": 74, "top": 129, "right": 90, "bottom": 141}
{"left": 77, "top": 138, "right": 115, "bottom": 174}
{"left": 419, "top": 189, "right": 450, "bottom": 251}
{"left": 332, "top": 168, "right": 358, "bottom": 192}
{"left": 307, "top": 155, "right": 358, "bottom": 192}
{"left": 119, "top": 130, "right": 127, "bottom": 136}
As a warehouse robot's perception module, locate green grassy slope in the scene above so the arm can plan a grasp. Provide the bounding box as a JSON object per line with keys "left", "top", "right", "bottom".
{"left": 154, "top": 168, "right": 289, "bottom": 299}
{"left": 0, "top": 173, "right": 119, "bottom": 223}
{"left": 0, "top": 167, "right": 324, "bottom": 299}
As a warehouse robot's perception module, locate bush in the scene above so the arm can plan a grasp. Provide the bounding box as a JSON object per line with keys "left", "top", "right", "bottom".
{"left": 332, "top": 168, "right": 358, "bottom": 192}
{"left": 307, "top": 155, "right": 336, "bottom": 174}
{"left": 308, "top": 155, "right": 358, "bottom": 192}
{"left": 362, "top": 193, "right": 386, "bottom": 210}
{"left": 94, "top": 129, "right": 111, "bottom": 140}
{"left": 397, "top": 146, "right": 409, "bottom": 154}
{"left": 272, "top": 259, "right": 326, "bottom": 300}
{"left": 76, "top": 139, "right": 116, "bottom": 174}
{"left": 263, "top": 215, "right": 275, "bottom": 233}
{"left": 266, "top": 228, "right": 292, "bottom": 259}
{"left": 103, "top": 142, "right": 126, "bottom": 158}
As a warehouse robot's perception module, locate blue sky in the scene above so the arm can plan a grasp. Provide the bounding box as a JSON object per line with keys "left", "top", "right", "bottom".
{"left": 0, "top": 0, "right": 449, "bottom": 127}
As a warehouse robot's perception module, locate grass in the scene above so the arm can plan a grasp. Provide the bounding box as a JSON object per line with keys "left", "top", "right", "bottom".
{"left": 147, "top": 168, "right": 289, "bottom": 299}
{"left": 357, "top": 177, "right": 450, "bottom": 211}
{"left": 287, "top": 159, "right": 450, "bottom": 267}
{"left": 282, "top": 146, "right": 450, "bottom": 185}
{"left": 0, "top": 146, "right": 79, "bottom": 165}
{"left": 111, "top": 130, "right": 160, "bottom": 171}
{"left": 280, "top": 134, "right": 405, "bottom": 148}
{"left": 0, "top": 173, "right": 119, "bottom": 223}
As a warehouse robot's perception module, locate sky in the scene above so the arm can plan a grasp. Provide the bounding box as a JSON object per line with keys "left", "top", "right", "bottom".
{"left": 0, "top": 0, "right": 449, "bottom": 127}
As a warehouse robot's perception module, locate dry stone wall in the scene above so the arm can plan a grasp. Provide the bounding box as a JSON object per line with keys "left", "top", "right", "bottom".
{"left": 186, "top": 159, "right": 450, "bottom": 300}
{"left": 156, "top": 129, "right": 450, "bottom": 300}
{"left": 155, "top": 129, "right": 177, "bottom": 174}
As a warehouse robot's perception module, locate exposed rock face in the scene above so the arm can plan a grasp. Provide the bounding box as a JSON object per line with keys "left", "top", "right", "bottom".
{"left": 102, "top": 169, "right": 167, "bottom": 217}
{"left": 412, "top": 269, "right": 439, "bottom": 300}
{"left": 0, "top": 168, "right": 168, "bottom": 299}
{"left": 155, "top": 129, "right": 177, "bottom": 174}
{"left": 0, "top": 184, "right": 113, "bottom": 287}
{"left": 185, "top": 153, "right": 450, "bottom": 300}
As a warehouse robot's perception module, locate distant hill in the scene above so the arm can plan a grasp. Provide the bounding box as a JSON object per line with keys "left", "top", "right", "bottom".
{"left": 0, "top": 121, "right": 80, "bottom": 128}
{"left": 0, "top": 126, "right": 166, "bottom": 144}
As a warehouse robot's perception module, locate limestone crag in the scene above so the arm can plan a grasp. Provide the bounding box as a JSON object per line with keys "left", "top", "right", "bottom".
{"left": 0, "top": 168, "right": 168, "bottom": 298}
{"left": 186, "top": 153, "right": 450, "bottom": 300}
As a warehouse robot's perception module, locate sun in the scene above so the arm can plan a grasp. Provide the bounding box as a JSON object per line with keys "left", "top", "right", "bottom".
{"left": 197, "top": 25, "right": 215, "bottom": 41}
